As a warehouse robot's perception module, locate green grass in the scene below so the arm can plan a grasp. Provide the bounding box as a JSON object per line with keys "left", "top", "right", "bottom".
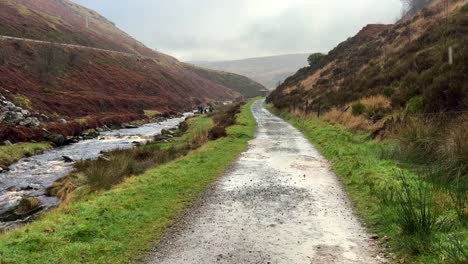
{"left": 0, "top": 99, "right": 257, "bottom": 264}
{"left": 0, "top": 142, "right": 51, "bottom": 168}
{"left": 266, "top": 105, "right": 467, "bottom": 264}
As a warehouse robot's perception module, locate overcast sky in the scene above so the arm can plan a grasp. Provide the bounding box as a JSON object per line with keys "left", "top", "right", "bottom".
{"left": 73, "top": 0, "right": 402, "bottom": 61}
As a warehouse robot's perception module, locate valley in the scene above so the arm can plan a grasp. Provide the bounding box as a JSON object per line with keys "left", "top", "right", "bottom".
{"left": 0, "top": 0, "right": 466, "bottom": 263}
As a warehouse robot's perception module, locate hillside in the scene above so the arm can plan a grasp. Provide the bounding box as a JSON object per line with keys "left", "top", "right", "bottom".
{"left": 193, "top": 54, "right": 309, "bottom": 90}
{"left": 0, "top": 0, "right": 263, "bottom": 127}
{"left": 0, "top": 0, "right": 170, "bottom": 60}
{"left": 185, "top": 65, "right": 268, "bottom": 98}
{"left": 268, "top": 0, "right": 468, "bottom": 114}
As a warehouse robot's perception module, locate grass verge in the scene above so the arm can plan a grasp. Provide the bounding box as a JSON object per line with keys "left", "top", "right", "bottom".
{"left": 266, "top": 104, "right": 467, "bottom": 264}
{"left": 0, "top": 99, "right": 257, "bottom": 264}
{"left": 0, "top": 142, "right": 51, "bottom": 168}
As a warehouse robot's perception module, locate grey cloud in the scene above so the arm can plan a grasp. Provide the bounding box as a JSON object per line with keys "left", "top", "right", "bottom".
{"left": 74, "top": 0, "right": 402, "bottom": 61}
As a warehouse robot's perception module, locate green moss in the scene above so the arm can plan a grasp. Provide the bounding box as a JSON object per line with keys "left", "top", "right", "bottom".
{"left": 0, "top": 99, "right": 257, "bottom": 264}
{"left": 74, "top": 117, "right": 88, "bottom": 125}
{"left": 0, "top": 142, "right": 51, "bottom": 168}
{"left": 13, "top": 95, "right": 32, "bottom": 109}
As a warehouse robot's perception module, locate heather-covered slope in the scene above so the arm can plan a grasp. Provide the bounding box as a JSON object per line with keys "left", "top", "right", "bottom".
{"left": 268, "top": 0, "right": 468, "bottom": 114}
{"left": 0, "top": 39, "right": 236, "bottom": 118}
{"left": 0, "top": 0, "right": 168, "bottom": 59}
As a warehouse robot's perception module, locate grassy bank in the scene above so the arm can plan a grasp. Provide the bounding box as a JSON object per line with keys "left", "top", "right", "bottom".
{"left": 0, "top": 142, "right": 51, "bottom": 168}
{"left": 266, "top": 105, "right": 467, "bottom": 264}
{"left": 0, "top": 100, "right": 257, "bottom": 264}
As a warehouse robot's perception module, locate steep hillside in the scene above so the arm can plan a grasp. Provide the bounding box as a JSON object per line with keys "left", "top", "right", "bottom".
{"left": 0, "top": 39, "right": 236, "bottom": 117}
{"left": 0, "top": 0, "right": 169, "bottom": 59}
{"left": 194, "top": 54, "right": 309, "bottom": 90}
{"left": 0, "top": 0, "right": 269, "bottom": 127}
{"left": 268, "top": 0, "right": 468, "bottom": 114}
{"left": 185, "top": 65, "right": 268, "bottom": 98}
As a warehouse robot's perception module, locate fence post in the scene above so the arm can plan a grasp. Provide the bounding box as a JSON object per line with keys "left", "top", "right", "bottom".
{"left": 448, "top": 46, "right": 453, "bottom": 65}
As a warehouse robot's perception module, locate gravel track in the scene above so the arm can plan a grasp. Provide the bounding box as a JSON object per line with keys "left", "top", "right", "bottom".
{"left": 145, "top": 100, "right": 385, "bottom": 264}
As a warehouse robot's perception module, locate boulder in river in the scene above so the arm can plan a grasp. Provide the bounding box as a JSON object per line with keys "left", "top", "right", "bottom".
{"left": 48, "top": 134, "right": 65, "bottom": 146}
{"left": 123, "top": 124, "right": 138, "bottom": 129}
{"left": 161, "top": 129, "right": 171, "bottom": 136}
{"left": 62, "top": 156, "right": 74, "bottom": 163}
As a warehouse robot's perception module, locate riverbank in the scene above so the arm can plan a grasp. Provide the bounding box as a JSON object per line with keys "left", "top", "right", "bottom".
{"left": 0, "top": 99, "right": 256, "bottom": 263}
{"left": 0, "top": 142, "right": 51, "bottom": 169}
{"left": 0, "top": 111, "right": 184, "bottom": 169}
{"left": 266, "top": 105, "right": 467, "bottom": 264}
{"left": 0, "top": 112, "right": 192, "bottom": 230}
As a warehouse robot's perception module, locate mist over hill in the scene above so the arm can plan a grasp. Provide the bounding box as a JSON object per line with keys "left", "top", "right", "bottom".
{"left": 192, "top": 53, "right": 310, "bottom": 90}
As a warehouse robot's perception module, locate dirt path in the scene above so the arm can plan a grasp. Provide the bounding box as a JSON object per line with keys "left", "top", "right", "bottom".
{"left": 145, "top": 100, "right": 385, "bottom": 263}
{"left": 0, "top": 35, "right": 150, "bottom": 59}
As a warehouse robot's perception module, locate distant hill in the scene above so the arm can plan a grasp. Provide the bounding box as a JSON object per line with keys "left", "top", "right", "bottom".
{"left": 185, "top": 65, "right": 268, "bottom": 98}
{"left": 193, "top": 54, "right": 310, "bottom": 90}
{"left": 0, "top": 0, "right": 263, "bottom": 121}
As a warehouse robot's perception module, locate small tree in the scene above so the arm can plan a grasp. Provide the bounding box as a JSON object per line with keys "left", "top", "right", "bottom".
{"left": 307, "top": 53, "right": 325, "bottom": 67}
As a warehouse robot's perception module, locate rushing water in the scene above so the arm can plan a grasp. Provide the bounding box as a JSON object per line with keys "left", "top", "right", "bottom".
{"left": 0, "top": 113, "right": 192, "bottom": 229}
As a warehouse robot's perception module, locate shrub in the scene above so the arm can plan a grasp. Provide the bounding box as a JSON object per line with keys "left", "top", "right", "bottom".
{"left": 80, "top": 145, "right": 178, "bottom": 191}
{"left": 394, "top": 116, "right": 442, "bottom": 163}
{"left": 393, "top": 114, "right": 468, "bottom": 183}
{"left": 395, "top": 172, "right": 447, "bottom": 236}
{"left": 383, "top": 86, "right": 395, "bottom": 97}
{"left": 208, "top": 125, "right": 227, "bottom": 140}
{"left": 208, "top": 102, "right": 242, "bottom": 140}
{"left": 351, "top": 102, "right": 366, "bottom": 116}
{"left": 187, "top": 126, "right": 210, "bottom": 149}
{"left": 307, "top": 53, "right": 325, "bottom": 67}
{"left": 461, "top": 2, "right": 468, "bottom": 14}
{"left": 360, "top": 95, "right": 391, "bottom": 118}
{"left": 406, "top": 95, "right": 424, "bottom": 113}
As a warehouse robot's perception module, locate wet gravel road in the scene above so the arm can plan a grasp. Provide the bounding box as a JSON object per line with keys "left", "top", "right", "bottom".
{"left": 146, "top": 100, "right": 385, "bottom": 264}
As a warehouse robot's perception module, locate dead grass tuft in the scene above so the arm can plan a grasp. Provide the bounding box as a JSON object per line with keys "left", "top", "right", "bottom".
{"left": 324, "top": 108, "right": 373, "bottom": 131}
{"left": 360, "top": 95, "right": 391, "bottom": 109}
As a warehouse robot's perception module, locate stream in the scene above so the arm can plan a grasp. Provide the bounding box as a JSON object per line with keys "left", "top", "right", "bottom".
{"left": 0, "top": 113, "right": 192, "bottom": 230}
